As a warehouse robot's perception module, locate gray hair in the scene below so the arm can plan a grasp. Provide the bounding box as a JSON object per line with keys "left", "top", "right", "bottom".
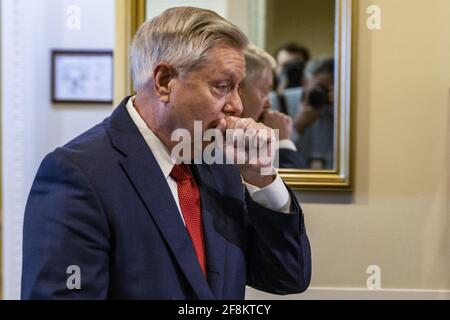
{"left": 304, "top": 56, "right": 334, "bottom": 79}
{"left": 130, "top": 6, "right": 248, "bottom": 91}
{"left": 243, "top": 44, "right": 276, "bottom": 84}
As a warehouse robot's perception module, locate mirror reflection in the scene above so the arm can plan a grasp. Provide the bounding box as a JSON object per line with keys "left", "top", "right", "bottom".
{"left": 145, "top": 0, "right": 336, "bottom": 170}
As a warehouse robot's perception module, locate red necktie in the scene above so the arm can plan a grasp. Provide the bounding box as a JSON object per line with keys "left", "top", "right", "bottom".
{"left": 170, "top": 164, "right": 206, "bottom": 275}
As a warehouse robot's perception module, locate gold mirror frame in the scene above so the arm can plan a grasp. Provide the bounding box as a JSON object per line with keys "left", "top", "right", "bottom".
{"left": 115, "top": 0, "right": 354, "bottom": 191}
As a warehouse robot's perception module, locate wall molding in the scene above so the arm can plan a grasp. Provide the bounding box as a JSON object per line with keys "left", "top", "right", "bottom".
{"left": 2, "top": 0, "right": 27, "bottom": 300}
{"left": 246, "top": 286, "right": 450, "bottom": 300}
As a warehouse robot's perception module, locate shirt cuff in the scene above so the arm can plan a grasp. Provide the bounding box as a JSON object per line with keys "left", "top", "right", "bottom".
{"left": 278, "top": 139, "right": 298, "bottom": 151}
{"left": 244, "top": 174, "right": 293, "bottom": 214}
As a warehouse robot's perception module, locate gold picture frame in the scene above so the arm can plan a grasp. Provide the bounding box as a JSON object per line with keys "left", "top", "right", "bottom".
{"left": 115, "top": 0, "right": 355, "bottom": 190}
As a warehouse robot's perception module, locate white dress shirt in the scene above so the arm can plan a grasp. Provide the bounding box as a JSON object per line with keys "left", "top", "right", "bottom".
{"left": 279, "top": 139, "right": 298, "bottom": 151}
{"left": 125, "top": 97, "right": 292, "bottom": 224}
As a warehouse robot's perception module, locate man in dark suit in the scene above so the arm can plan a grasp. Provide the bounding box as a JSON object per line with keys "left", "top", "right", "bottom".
{"left": 239, "top": 45, "right": 307, "bottom": 169}
{"left": 21, "top": 7, "right": 311, "bottom": 299}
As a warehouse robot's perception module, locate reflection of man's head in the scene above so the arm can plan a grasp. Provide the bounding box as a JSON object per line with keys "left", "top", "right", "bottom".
{"left": 275, "top": 43, "right": 310, "bottom": 72}
{"left": 275, "top": 43, "right": 310, "bottom": 90}
{"left": 304, "top": 57, "right": 335, "bottom": 106}
{"left": 239, "top": 45, "right": 276, "bottom": 121}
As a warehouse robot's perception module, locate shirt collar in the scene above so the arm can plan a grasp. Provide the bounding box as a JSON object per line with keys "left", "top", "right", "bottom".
{"left": 125, "top": 96, "right": 176, "bottom": 179}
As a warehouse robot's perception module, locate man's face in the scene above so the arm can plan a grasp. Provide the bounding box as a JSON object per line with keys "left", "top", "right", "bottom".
{"left": 167, "top": 46, "right": 246, "bottom": 137}
{"left": 276, "top": 49, "right": 304, "bottom": 76}
{"left": 239, "top": 67, "right": 273, "bottom": 121}
{"left": 277, "top": 50, "right": 294, "bottom": 66}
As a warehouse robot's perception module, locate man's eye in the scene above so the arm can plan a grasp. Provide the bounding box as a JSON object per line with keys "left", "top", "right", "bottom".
{"left": 216, "top": 85, "right": 230, "bottom": 92}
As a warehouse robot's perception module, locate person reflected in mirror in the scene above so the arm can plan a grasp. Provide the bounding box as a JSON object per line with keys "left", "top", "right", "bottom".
{"left": 274, "top": 42, "right": 311, "bottom": 93}
{"left": 239, "top": 45, "right": 307, "bottom": 168}
{"left": 294, "top": 56, "right": 335, "bottom": 170}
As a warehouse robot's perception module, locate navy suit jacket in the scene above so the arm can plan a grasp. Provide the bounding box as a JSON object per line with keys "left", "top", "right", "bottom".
{"left": 278, "top": 148, "right": 308, "bottom": 169}
{"left": 21, "top": 97, "right": 311, "bottom": 299}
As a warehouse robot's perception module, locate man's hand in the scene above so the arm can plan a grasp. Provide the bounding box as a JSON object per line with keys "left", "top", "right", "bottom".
{"left": 260, "top": 110, "right": 293, "bottom": 140}
{"left": 294, "top": 104, "right": 322, "bottom": 134}
{"left": 223, "top": 116, "right": 277, "bottom": 188}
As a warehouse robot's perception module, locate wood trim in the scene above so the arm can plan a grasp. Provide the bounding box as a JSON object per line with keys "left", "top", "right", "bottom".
{"left": 114, "top": 0, "right": 145, "bottom": 105}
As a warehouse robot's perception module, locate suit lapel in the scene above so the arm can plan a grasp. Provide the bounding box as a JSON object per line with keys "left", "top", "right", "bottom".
{"left": 192, "top": 165, "right": 227, "bottom": 299}
{"left": 107, "top": 99, "right": 214, "bottom": 300}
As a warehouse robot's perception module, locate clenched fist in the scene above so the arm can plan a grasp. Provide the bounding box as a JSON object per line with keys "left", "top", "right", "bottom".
{"left": 216, "top": 116, "right": 277, "bottom": 187}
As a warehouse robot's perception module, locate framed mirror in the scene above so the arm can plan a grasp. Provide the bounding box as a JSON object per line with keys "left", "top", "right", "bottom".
{"left": 115, "top": 0, "right": 353, "bottom": 190}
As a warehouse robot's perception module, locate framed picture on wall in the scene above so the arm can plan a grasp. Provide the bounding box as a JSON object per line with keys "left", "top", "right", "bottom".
{"left": 51, "top": 50, "right": 113, "bottom": 104}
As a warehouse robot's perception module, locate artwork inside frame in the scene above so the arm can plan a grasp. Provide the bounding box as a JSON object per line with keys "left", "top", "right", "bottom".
{"left": 51, "top": 50, "right": 114, "bottom": 104}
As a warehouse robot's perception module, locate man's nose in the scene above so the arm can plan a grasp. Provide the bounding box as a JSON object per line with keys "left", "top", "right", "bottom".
{"left": 223, "top": 89, "right": 243, "bottom": 116}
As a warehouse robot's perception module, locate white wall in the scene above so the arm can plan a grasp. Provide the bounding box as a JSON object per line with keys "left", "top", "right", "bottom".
{"left": 145, "top": 0, "right": 266, "bottom": 48}
{"left": 146, "top": 0, "right": 227, "bottom": 19}
{"left": 1, "top": 0, "right": 115, "bottom": 299}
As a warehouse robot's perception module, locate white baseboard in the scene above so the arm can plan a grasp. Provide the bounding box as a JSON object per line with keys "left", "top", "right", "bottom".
{"left": 245, "top": 286, "right": 450, "bottom": 300}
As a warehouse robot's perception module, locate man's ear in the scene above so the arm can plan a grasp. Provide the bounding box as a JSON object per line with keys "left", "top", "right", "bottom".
{"left": 153, "top": 62, "right": 177, "bottom": 103}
